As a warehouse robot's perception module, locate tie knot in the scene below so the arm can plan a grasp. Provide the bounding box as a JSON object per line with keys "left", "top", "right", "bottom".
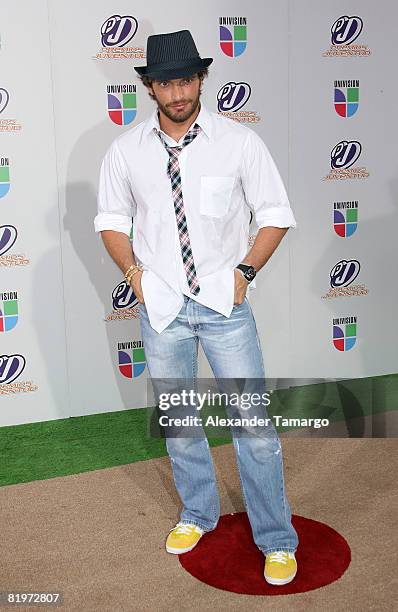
{"left": 155, "top": 123, "right": 201, "bottom": 157}
{"left": 167, "top": 144, "right": 183, "bottom": 158}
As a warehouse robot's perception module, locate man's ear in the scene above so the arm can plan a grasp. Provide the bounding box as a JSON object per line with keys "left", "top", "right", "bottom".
{"left": 147, "top": 83, "right": 155, "bottom": 99}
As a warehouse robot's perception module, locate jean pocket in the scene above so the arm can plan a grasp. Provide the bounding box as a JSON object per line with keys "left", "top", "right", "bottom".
{"left": 232, "top": 296, "right": 248, "bottom": 310}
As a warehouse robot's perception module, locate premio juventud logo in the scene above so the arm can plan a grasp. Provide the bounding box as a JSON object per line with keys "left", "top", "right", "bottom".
{"left": 323, "top": 15, "right": 371, "bottom": 57}
{"left": 322, "top": 259, "right": 368, "bottom": 299}
{"left": 105, "top": 280, "right": 140, "bottom": 322}
{"left": 0, "top": 353, "right": 38, "bottom": 395}
{"left": 0, "top": 225, "right": 30, "bottom": 267}
{"left": 93, "top": 14, "right": 144, "bottom": 60}
{"left": 323, "top": 140, "right": 369, "bottom": 181}
{"left": 217, "top": 81, "right": 261, "bottom": 124}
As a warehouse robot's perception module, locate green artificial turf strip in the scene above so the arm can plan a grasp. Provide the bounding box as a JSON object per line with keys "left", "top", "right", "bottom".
{"left": 0, "top": 374, "right": 396, "bottom": 487}
{"left": 0, "top": 407, "right": 231, "bottom": 486}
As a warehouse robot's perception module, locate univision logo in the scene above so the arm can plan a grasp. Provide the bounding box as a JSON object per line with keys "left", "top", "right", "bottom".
{"left": 0, "top": 353, "right": 26, "bottom": 383}
{"left": 219, "top": 17, "right": 247, "bottom": 57}
{"left": 334, "top": 80, "right": 359, "bottom": 117}
{"left": 0, "top": 157, "right": 10, "bottom": 198}
{"left": 0, "top": 292, "right": 18, "bottom": 332}
{"left": 101, "top": 15, "right": 138, "bottom": 47}
{"left": 333, "top": 201, "right": 358, "bottom": 237}
{"left": 107, "top": 84, "right": 137, "bottom": 125}
{"left": 217, "top": 82, "right": 251, "bottom": 112}
{"left": 117, "top": 340, "right": 146, "bottom": 378}
{"left": 333, "top": 316, "right": 357, "bottom": 351}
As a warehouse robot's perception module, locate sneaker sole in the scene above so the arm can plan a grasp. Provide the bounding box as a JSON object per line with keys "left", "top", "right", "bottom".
{"left": 166, "top": 541, "right": 200, "bottom": 554}
{"left": 264, "top": 569, "right": 297, "bottom": 585}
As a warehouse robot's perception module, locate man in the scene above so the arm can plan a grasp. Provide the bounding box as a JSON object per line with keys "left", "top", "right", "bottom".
{"left": 94, "top": 30, "right": 299, "bottom": 585}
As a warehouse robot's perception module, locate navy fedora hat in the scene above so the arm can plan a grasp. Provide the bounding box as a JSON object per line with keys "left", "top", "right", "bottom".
{"left": 134, "top": 29, "right": 213, "bottom": 80}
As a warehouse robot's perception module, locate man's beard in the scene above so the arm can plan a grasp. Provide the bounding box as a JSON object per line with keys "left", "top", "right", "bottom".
{"left": 155, "top": 89, "right": 201, "bottom": 124}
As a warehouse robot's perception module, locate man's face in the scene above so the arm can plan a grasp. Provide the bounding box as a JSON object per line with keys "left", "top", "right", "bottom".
{"left": 149, "top": 74, "right": 202, "bottom": 123}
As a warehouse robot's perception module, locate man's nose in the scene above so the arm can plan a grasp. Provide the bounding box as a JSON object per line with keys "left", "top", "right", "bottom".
{"left": 170, "top": 82, "right": 186, "bottom": 95}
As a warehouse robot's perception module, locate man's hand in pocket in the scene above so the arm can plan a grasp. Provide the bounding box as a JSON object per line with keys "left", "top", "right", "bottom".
{"left": 233, "top": 268, "right": 249, "bottom": 305}
{"left": 129, "top": 270, "right": 145, "bottom": 304}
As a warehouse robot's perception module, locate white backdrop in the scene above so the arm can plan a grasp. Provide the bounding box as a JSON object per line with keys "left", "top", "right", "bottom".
{"left": 0, "top": 1, "right": 397, "bottom": 426}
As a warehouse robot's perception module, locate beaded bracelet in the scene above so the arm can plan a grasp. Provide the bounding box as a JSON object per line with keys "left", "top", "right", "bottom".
{"left": 124, "top": 263, "right": 143, "bottom": 285}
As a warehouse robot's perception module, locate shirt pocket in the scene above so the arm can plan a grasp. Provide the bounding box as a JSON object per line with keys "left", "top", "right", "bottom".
{"left": 199, "top": 176, "right": 235, "bottom": 218}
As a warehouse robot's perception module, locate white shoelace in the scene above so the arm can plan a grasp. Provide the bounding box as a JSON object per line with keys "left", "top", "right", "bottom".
{"left": 171, "top": 523, "right": 203, "bottom": 536}
{"left": 267, "top": 550, "right": 291, "bottom": 564}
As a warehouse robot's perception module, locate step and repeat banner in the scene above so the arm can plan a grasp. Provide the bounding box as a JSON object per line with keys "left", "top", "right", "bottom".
{"left": 1, "top": 1, "right": 397, "bottom": 426}
{"left": 289, "top": 2, "right": 398, "bottom": 379}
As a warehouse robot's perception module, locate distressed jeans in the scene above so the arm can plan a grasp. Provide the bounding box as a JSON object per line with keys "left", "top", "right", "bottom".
{"left": 138, "top": 295, "right": 299, "bottom": 555}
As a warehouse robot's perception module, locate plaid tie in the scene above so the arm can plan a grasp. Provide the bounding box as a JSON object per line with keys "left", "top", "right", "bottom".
{"left": 155, "top": 123, "right": 201, "bottom": 295}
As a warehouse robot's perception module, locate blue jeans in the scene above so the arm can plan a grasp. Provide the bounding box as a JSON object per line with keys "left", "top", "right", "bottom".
{"left": 138, "top": 295, "right": 299, "bottom": 555}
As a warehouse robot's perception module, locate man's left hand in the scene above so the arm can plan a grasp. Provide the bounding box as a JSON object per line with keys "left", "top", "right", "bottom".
{"left": 234, "top": 268, "right": 249, "bottom": 305}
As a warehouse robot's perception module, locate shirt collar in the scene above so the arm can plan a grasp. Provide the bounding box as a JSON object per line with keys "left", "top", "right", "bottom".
{"left": 142, "top": 102, "right": 212, "bottom": 142}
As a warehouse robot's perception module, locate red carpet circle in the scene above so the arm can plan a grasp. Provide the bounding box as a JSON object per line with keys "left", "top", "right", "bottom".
{"left": 178, "top": 512, "right": 351, "bottom": 595}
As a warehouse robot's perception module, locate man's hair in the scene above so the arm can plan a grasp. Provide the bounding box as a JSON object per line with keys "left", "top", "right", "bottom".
{"left": 137, "top": 68, "right": 209, "bottom": 100}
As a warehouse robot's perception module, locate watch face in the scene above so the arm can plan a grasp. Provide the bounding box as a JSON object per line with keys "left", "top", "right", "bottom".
{"left": 237, "top": 264, "right": 256, "bottom": 281}
{"left": 246, "top": 268, "right": 256, "bottom": 281}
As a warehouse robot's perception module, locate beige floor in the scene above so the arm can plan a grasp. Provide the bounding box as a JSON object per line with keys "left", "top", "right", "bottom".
{"left": 0, "top": 438, "right": 397, "bottom": 611}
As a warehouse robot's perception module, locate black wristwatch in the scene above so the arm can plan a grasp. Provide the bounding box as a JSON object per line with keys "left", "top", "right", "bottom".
{"left": 235, "top": 263, "right": 256, "bottom": 283}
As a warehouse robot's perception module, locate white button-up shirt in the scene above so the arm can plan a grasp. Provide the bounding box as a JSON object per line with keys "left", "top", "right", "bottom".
{"left": 94, "top": 103, "right": 296, "bottom": 333}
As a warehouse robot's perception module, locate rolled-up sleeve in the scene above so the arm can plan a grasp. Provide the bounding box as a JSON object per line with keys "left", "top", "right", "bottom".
{"left": 240, "top": 129, "right": 297, "bottom": 229}
{"left": 94, "top": 140, "right": 136, "bottom": 236}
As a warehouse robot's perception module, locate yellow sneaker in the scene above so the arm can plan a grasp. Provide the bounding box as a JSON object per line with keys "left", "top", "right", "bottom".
{"left": 165, "top": 523, "right": 204, "bottom": 554}
{"left": 264, "top": 550, "right": 297, "bottom": 585}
